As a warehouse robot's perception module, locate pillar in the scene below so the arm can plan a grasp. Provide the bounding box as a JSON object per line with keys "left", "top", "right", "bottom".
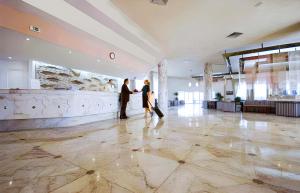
{"left": 129, "top": 78, "right": 136, "bottom": 91}
{"left": 148, "top": 71, "right": 155, "bottom": 92}
{"left": 158, "top": 60, "right": 168, "bottom": 115}
{"left": 204, "top": 63, "right": 213, "bottom": 100}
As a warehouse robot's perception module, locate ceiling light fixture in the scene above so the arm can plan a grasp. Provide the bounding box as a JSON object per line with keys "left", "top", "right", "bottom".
{"left": 26, "top": 38, "right": 30, "bottom": 41}
{"left": 97, "top": 59, "right": 101, "bottom": 63}
{"left": 196, "top": 82, "right": 199, "bottom": 87}
{"left": 254, "top": 1, "right": 263, "bottom": 7}
{"left": 68, "top": 50, "right": 72, "bottom": 54}
{"left": 8, "top": 57, "right": 12, "bottom": 60}
{"left": 227, "top": 32, "right": 243, "bottom": 39}
{"left": 188, "top": 82, "right": 192, "bottom": 87}
{"left": 150, "top": 0, "right": 168, "bottom": 5}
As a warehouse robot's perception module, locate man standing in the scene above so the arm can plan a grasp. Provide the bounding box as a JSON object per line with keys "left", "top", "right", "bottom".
{"left": 104, "top": 79, "right": 115, "bottom": 92}
{"left": 120, "top": 78, "right": 133, "bottom": 119}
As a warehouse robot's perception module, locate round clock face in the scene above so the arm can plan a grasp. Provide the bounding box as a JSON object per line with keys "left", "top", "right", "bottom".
{"left": 109, "top": 52, "right": 115, "bottom": 60}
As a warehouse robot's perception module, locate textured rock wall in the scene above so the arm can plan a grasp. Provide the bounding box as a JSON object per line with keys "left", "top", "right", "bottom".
{"left": 36, "top": 62, "right": 118, "bottom": 91}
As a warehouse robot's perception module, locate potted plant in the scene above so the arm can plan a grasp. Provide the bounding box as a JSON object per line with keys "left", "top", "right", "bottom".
{"left": 174, "top": 92, "right": 179, "bottom": 106}
{"left": 234, "top": 97, "right": 241, "bottom": 104}
{"left": 215, "top": 92, "right": 224, "bottom": 101}
{"left": 234, "top": 96, "right": 242, "bottom": 112}
{"left": 174, "top": 92, "right": 179, "bottom": 100}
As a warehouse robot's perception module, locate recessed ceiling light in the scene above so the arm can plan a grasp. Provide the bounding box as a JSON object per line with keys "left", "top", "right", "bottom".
{"left": 254, "top": 1, "right": 263, "bottom": 7}
{"left": 150, "top": 0, "right": 168, "bottom": 5}
{"left": 97, "top": 59, "right": 100, "bottom": 63}
{"left": 68, "top": 50, "right": 72, "bottom": 54}
{"left": 8, "top": 57, "right": 12, "bottom": 60}
{"left": 227, "top": 32, "right": 243, "bottom": 38}
{"left": 26, "top": 37, "right": 30, "bottom": 41}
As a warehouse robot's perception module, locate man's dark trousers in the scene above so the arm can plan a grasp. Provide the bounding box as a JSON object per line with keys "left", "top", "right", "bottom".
{"left": 120, "top": 100, "right": 127, "bottom": 118}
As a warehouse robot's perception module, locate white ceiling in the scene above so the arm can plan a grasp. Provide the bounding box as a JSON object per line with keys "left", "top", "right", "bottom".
{"left": 21, "top": 0, "right": 161, "bottom": 65}
{"left": 0, "top": 28, "right": 146, "bottom": 78}
{"left": 113, "top": 0, "right": 300, "bottom": 76}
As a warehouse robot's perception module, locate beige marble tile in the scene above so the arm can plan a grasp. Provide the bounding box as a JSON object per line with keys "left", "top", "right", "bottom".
{"left": 0, "top": 146, "right": 86, "bottom": 193}
{"left": 156, "top": 163, "right": 250, "bottom": 193}
{"left": 143, "top": 139, "right": 192, "bottom": 161}
{"left": 215, "top": 183, "right": 277, "bottom": 193}
{"left": 100, "top": 152, "right": 178, "bottom": 193}
{"left": 1, "top": 105, "right": 300, "bottom": 192}
{"left": 51, "top": 172, "right": 133, "bottom": 193}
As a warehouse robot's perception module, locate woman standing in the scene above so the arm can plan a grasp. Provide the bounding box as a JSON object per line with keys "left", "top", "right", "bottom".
{"left": 142, "top": 80, "right": 153, "bottom": 117}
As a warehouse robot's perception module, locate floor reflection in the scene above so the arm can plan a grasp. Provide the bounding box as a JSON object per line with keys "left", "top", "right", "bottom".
{"left": 176, "top": 104, "right": 204, "bottom": 117}
{"left": 0, "top": 105, "right": 300, "bottom": 193}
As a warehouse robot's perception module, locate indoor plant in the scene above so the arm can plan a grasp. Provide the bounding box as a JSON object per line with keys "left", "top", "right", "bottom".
{"left": 234, "top": 96, "right": 241, "bottom": 103}
{"left": 215, "top": 92, "right": 224, "bottom": 101}
{"left": 174, "top": 92, "right": 179, "bottom": 106}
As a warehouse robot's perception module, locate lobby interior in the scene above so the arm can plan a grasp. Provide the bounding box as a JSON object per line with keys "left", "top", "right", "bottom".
{"left": 1, "top": 0, "right": 300, "bottom": 193}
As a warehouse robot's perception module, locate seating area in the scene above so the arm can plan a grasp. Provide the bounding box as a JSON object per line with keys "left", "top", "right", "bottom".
{"left": 203, "top": 100, "right": 217, "bottom": 109}
{"left": 203, "top": 100, "right": 300, "bottom": 117}
{"left": 217, "top": 101, "right": 242, "bottom": 112}
{"left": 243, "top": 100, "right": 276, "bottom": 114}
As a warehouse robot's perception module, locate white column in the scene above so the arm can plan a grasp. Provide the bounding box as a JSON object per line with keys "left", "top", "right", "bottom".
{"left": 204, "top": 63, "right": 213, "bottom": 100}
{"left": 148, "top": 71, "right": 155, "bottom": 91}
{"left": 28, "top": 60, "right": 40, "bottom": 89}
{"left": 158, "top": 60, "right": 168, "bottom": 114}
{"left": 129, "top": 78, "right": 136, "bottom": 91}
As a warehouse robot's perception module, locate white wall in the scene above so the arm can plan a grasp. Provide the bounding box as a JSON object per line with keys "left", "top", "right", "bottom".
{"left": 167, "top": 77, "right": 203, "bottom": 101}
{"left": 136, "top": 73, "right": 234, "bottom": 102}
{"left": 212, "top": 80, "right": 225, "bottom": 98}
{"left": 0, "top": 60, "right": 31, "bottom": 89}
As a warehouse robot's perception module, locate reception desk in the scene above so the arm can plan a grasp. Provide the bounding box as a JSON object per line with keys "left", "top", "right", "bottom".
{"left": 0, "top": 89, "right": 144, "bottom": 131}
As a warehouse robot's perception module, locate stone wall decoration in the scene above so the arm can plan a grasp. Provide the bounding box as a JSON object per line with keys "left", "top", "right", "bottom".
{"left": 34, "top": 61, "right": 119, "bottom": 91}
{"left": 71, "top": 80, "right": 84, "bottom": 85}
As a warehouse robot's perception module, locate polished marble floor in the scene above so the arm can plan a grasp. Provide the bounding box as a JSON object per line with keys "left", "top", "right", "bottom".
{"left": 1, "top": 104, "right": 300, "bottom": 193}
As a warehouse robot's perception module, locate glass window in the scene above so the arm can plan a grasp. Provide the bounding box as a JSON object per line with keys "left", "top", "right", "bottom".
{"left": 193, "top": 92, "right": 200, "bottom": 104}
{"left": 236, "top": 80, "right": 247, "bottom": 100}
{"left": 178, "top": 91, "right": 185, "bottom": 101}
{"left": 254, "top": 82, "right": 267, "bottom": 100}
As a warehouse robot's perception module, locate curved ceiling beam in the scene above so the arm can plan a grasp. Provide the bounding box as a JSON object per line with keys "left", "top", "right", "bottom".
{"left": 73, "top": 0, "right": 162, "bottom": 54}
{"left": 22, "top": 0, "right": 158, "bottom": 64}
{"left": 0, "top": 4, "right": 152, "bottom": 77}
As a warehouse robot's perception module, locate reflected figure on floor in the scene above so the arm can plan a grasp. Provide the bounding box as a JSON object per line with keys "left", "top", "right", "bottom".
{"left": 120, "top": 78, "right": 133, "bottom": 119}
{"left": 143, "top": 117, "right": 164, "bottom": 139}
{"left": 153, "top": 118, "right": 164, "bottom": 130}
{"left": 143, "top": 119, "right": 151, "bottom": 139}
{"left": 142, "top": 80, "right": 153, "bottom": 118}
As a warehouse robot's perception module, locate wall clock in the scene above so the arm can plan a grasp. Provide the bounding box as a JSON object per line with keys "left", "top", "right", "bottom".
{"left": 109, "top": 52, "right": 115, "bottom": 60}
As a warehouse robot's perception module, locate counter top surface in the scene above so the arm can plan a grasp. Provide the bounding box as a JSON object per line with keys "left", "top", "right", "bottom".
{"left": 0, "top": 89, "right": 119, "bottom": 95}
{"left": 0, "top": 89, "right": 143, "bottom": 120}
